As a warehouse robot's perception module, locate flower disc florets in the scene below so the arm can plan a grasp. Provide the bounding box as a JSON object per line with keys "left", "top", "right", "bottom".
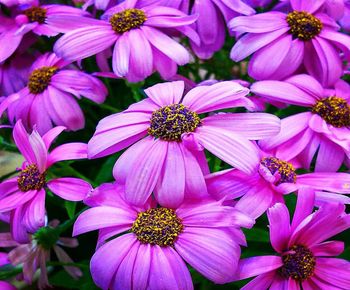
{"left": 17, "top": 164, "right": 46, "bottom": 192}
{"left": 110, "top": 8, "right": 147, "bottom": 34}
{"left": 131, "top": 208, "right": 184, "bottom": 247}
{"left": 312, "top": 96, "right": 350, "bottom": 128}
{"left": 279, "top": 245, "right": 316, "bottom": 281}
{"left": 148, "top": 104, "right": 201, "bottom": 141}
{"left": 260, "top": 157, "right": 297, "bottom": 185}
{"left": 28, "top": 66, "right": 58, "bottom": 94}
{"left": 287, "top": 11, "right": 323, "bottom": 40}
{"left": 24, "top": 7, "right": 47, "bottom": 24}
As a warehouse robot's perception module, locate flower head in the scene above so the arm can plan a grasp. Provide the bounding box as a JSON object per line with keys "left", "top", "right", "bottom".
{"left": 0, "top": 53, "right": 107, "bottom": 134}
{"left": 229, "top": 1, "right": 350, "bottom": 86}
{"left": 73, "top": 183, "right": 254, "bottom": 289}
{"left": 234, "top": 188, "right": 350, "bottom": 289}
{"left": 0, "top": 120, "right": 92, "bottom": 242}
{"left": 54, "top": 0, "right": 200, "bottom": 82}
{"left": 88, "top": 80, "right": 280, "bottom": 208}
{"left": 251, "top": 74, "right": 350, "bottom": 172}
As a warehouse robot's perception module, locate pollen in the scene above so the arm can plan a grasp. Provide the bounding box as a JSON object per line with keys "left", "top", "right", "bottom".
{"left": 131, "top": 208, "right": 184, "bottom": 247}
{"left": 17, "top": 164, "right": 46, "bottom": 192}
{"left": 279, "top": 245, "right": 316, "bottom": 281}
{"left": 28, "top": 66, "right": 58, "bottom": 94}
{"left": 24, "top": 7, "right": 47, "bottom": 24}
{"left": 110, "top": 8, "right": 147, "bottom": 34}
{"left": 312, "top": 96, "right": 350, "bottom": 128}
{"left": 287, "top": 11, "right": 323, "bottom": 40}
{"left": 148, "top": 104, "right": 201, "bottom": 141}
{"left": 261, "top": 157, "right": 297, "bottom": 185}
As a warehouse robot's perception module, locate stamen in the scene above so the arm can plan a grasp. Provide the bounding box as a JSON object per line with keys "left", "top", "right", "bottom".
{"left": 110, "top": 8, "right": 147, "bottom": 34}
{"left": 260, "top": 157, "right": 297, "bottom": 185}
{"left": 17, "top": 164, "right": 46, "bottom": 192}
{"left": 312, "top": 96, "right": 350, "bottom": 128}
{"left": 287, "top": 11, "right": 322, "bottom": 40}
{"left": 148, "top": 104, "right": 201, "bottom": 141}
{"left": 28, "top": 66, "right": 58, "bottom": 94}
{"left": 24, "top": 7, "right": 47, "bottom": 24}
{"left": 131, "top": 208, "right": 184, "bottom": 247}
{"left": 279, "top": 245, "right": 316, "bottom": 281}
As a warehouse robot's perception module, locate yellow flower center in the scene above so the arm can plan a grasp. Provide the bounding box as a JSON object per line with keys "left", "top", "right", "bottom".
{"left": 110, "top": 8, "right": 147, "bottom": 34}
{"left": 28, "top": 66, "right": 58, "bottom": 94}
{"left": 17, "top": 164, "right": 46, "bottom": 192}
{"left": 24, "top": 7, "right": 47, "bottom": 24}
{"left": 287, "top": 11, "right": 323, "bottom": 40}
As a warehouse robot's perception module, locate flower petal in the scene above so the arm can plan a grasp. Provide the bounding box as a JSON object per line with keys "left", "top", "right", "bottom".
{"left": 47, "top": 178, "right": 92, "bottom": 201}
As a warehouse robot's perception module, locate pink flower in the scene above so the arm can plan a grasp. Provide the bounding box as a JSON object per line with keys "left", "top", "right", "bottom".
{"left": 0, "top": 53, "right": 107, "bottom": 134}
{"left": 54, "top": 0, "right": 200, "bottom": 82}
{"left": 0, "top": 120, "right": 92, "bottom": 242}
{"left": 229, "top": 0, "right": 350, "bottom": 86}
{"left": 1, "top": 220, "right": 82, "bottom": 290}
{"left": 88, "top": 80, "right": 280, "bottom": 208}
{"left": 207, "top": 144, "right": 350, "bottom": 219}
{"left": 234, "top": 188, "right": 350, "bottom": 289}
{"left": 73, "top": 182, "right": 254, "bottom": 289}
{"left": 0, "top": 2, "right": 93, "bottom": 63}
{"left": 0, "top": 281, "right": 15, "bottom": 290}
{"left": 251, "top": 74, "right": 350, "bottom": 172}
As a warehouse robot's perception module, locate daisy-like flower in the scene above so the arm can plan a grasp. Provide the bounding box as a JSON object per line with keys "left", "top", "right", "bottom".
{"left": 251, "top": 74, "right": 350, "bottom": 172}
{"left": 88, "top": 80, "right": 280, "bottom": 208}
{"left": 207, "top": 144, "right": 350, "bottom": 219}
{"left": 73, "top": 182, "right": 254, "bottom": 290}
{"left": 54, "top": 0, "right": 200, "bottom": 82}
{"left": 0, "top": 282, "right": 15, "bottom": 290}
{"left": 0, "top": 120, "right": 92, "bottom": 242}
{"left": 0, "top": 53, "right": 107, "bottom": 134}
{"left": 0, "top": 1, "right": 93, "bottom": 63}
{"left": 234, "top": 188, "right": 350, "bottom": 289}
{"left": 1, "top": 220, "right": 82, "bottom": 290}
{"left": 229, "top": 0, "right": 350, "bottom": 86}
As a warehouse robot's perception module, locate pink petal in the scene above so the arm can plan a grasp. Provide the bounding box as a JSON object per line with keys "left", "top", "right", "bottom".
{"left": 132, "top": 243, "right": 152, "bottom": 290}
{"left": 53, "top": 245, "right": 82, "bottom": 279}
{"left": 291, "top": 0, "right": 326, "bottom": 13}
{"left": 241, "top": 271, "right": 275, "bottom": 290}
{"left": 315, "top": 138, "right": 344, "bottom": 172}
{"left": 285, "top": 74, "right": 323, "bottom": 99}
{"left": 47, "top": 178, "right": 92, "bottom": 201}
{"left": 10, "top": 206, "right": 30, "bottom": 243}
{"left": 310, "top": 241, "right": 344, "bottom": 256}
{"left": 314, "top": 258, "right": 350, "bottom": 288}
{"left": 47, "top": 142, "right": 87, "bottom": 167}
{"left": 73, "top": 206, "right": 136, "bottom": 236}
{"left": 28, "top": 129, "right": 47, "bottom": 173}
{"left": 112, "top": 33, "right": 130, "bottom": 77}
{"left": 22, "top": 189, "right": 45, "bottom": 233}
{"left": 42, "top": 126, "right": 66, "bottom": 149}
{"left": 235, "top": 256, "right": 282, "bottom": 280}
{"left": 0, "top": 190, "right": 37, "bottom": 212}
{"left": 297, "top": 172, "right": 350, "bottom": 193}
{"left": 291, "top": 187, "right": 315, "bottom": 231}
{"left": 144, "top": 81, "right": 184, "bottom": 107}
{"left": 13, "top": 120, "right": 36, "bottom": 164}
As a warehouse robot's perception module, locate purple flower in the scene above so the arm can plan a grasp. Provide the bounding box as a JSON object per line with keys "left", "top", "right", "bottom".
{"left": 88, "top": 80, "right": 280, "bottom": 208}
{"left": 73, "top": 182, "right": 254, "bottom": 289}
{"left": 54, "top": 0, "right": 199, "bottom": 82}
{"left": 233, "top": 188, "right": 350, "bottom": 289}
{"left": 0, "top": 2, "right": 92, "bottom": 63}
{"left": 1, "top": 220, "right": 81, "bottom": 290}
{"left": 229, "top": 0, "right": 350, "bottom": 86}
{"left": 207, "top": 144, "right": 350, "bottom": 219}
{"left": 0, "top": 53, "right": 107, "bottom": 134}
{"left": 0, "top": 120, "right": 92, "bottom": 242}
{"left": 251, "top": 74, "right": 350, "bottom": 172}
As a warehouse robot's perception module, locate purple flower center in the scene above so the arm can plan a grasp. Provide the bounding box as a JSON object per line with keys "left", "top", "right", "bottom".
{"left": 24, "top": 7, "right": 47, "bottom": 24}
{"left": 279, "top": 245, "right": 316, "bottom": 281}
{"left": 260, "top": 157, "right": 297, "bottom": 185}
{"left": 28, "top": 66, "right": 58, "bottom": 94}
{"left": 131, "top": 208, "right": 184, "bottom": 247}
{"left": 109, "top": 8, "right": 147, "bottom": 34}
{"left": 148, "top": 104, "right": 201, "bottom": 141}
{"left": 17, "top": 164, "right": 46, "bottom": 192}
{"left": 287, "top": 11, "right": 323, "bottom": 40}
{"left": 312, "top": 96, "right": 350, "bottom": 128}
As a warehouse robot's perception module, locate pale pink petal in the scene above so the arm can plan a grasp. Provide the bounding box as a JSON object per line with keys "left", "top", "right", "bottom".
{"left": 53, "top": 245, "right": 82, "bottom": 279}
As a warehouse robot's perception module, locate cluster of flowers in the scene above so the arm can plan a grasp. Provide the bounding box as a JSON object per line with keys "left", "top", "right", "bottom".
{"left": 0, "top": 0, "right": 349, "bottom": 289}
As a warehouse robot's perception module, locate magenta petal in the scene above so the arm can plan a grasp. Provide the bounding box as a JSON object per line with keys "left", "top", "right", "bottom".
{"left": 234, "top": 256, "right": 283, "bottom": 280}
{"left": 196, "top": 126, "right": 260, "bottom": 174}
{"left": 0, "top": 190, "right": 37, "bottom": 212}
{"left": 13, "top": 120, "right": 36, "bottom": 164}
{"left": 22, "top": 189, "right": 45, "bottom": 233}
{"left": 10, "top": 206, "right": 30, "bottom": 243}
{"left": 47, "top": 178, "right": 92, "bottom": 201}
{"left": 175, "top": 227, "right": 239, "bottom": 283}
{"left": 241, "top": 271, "right": 275, "bottom": 290}
{"left": 42, "top": 126, "right": 66, "bottom": 149}
{"left": 315, "top": 138, "right": 344, "bottom": 172}
{"left": 73, "top": 206, "right": 136, "bottom": 236}
{"left": 267, "top": 203, "right": 291, "bottom": 253}
{"left": 90, "top": 234, "right": 137, "bottom": 290}
{"left": 144, "top": 81, "right": 184, "bottom": 107}
{"left": 47, "top": 142, "right": 87, "bottom": 167}
{"left": 125, "top": 139, "right": 167, "bottom": 206}
{"left": 154, "top": 142, "right": 185, "bottom": 208}
{"left": 149, "top": 245, "right": 193, "bottom": 290}
{"left": 290, "top": 0, "right": 326, "bottom": 14}
{"left": 28, "top": 129, "right": 47, "bottom": 173}
{"left": 314, "top": 258, "right": 350, "bottom": 288}
{"left": 291, "top": 187, "right": 315, "bottom": 231}
{"left": 310, "top": 241, "right": 344, "bottom": 256}
{"left": 0, "top": 178, "right": 19, "bottom": 197}
{"left": 132, "top": 243, "right": 151, "bottom": 290}
{"left": 285, "top": 74, "right": 323, "bottom": 99}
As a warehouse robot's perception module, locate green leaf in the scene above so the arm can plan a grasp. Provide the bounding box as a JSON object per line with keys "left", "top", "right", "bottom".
{"left": 244, "top": 227, "right": 270, "bottom": 243}
{"left": 65, "top": 201, "right": 77, "bottom": 219}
